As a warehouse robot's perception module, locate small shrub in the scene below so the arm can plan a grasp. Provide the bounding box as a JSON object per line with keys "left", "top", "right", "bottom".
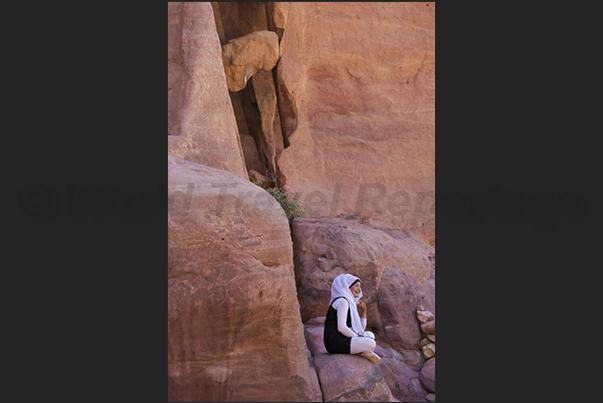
{"left": 252, "top": 180, "right": 306, "bottom": 224}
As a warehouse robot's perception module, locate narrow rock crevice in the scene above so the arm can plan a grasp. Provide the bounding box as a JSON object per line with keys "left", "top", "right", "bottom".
{"left": 212, "top": 2, "right": 284, "bottom": 183}
{"left": 212, "top": 2, "right": 296, "bottom": 186}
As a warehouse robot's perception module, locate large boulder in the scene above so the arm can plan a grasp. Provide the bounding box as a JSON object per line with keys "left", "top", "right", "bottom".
{"left": 168, "top": 154, "right": 320, "bottom": 402}
{"left": 168, "top": 2, "right": 247, "bottom": 179}
{"left": 376, "top": 344, "right": 429, "bottom": 402}
{"left": 313, "top": 353, "right": 394, "bottom": 402}
{"left": 275, "top": 2, "right": 435, "bottom": 230}
{"left": 221, "top": 30, "right": 279, "bottom": 92}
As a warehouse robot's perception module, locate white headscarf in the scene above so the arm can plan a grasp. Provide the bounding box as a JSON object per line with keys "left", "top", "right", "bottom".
{"left": 329, "top": 273, "right": 364, "bottom": 336}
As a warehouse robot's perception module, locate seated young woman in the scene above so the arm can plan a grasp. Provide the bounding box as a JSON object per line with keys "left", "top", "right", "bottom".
{"left": 323, "top": 273, "right": 381, "bottom": 363}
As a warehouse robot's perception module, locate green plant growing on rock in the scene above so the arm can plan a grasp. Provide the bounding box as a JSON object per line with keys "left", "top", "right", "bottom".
{"left": 252, "top": 180, "right": 306, "bottom": 224}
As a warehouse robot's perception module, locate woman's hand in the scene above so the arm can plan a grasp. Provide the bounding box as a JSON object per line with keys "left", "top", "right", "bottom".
{"left": 357, "top": 300, "right": 367, "bottom": 318}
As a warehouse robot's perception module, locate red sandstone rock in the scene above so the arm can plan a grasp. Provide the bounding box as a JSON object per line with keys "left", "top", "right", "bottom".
{"left": 422, "top": 343, "right": 435, "bottom": 359}
{"left": 275, "top": 2, "right": 435, "bottom": 230}
{"left": 421, "top": 320, "right": 435, "bottom": 335}
{"left": 291, "top": 215, "right": 435, "bottom": 326}
{"left": 416, "top": 309, "right": 435, "bottom": 324}
{"left": 313, "top": 353, "right": 395, "bottom": 402}
{"left": 167, "top": 2, "right": 247, "bottom": 179}
{"left": 304, "top": 316, "right": 328, "bottom": 356}
{"left": 379, "top": 268, "right": 433, "bottom": 352}
{"left": 376, "top": 344, "right": 430, "bottom": 402}
{"left": 167, "top": 154, "right": 320, "bottom": 402}
{"left": 404, "top": 221, "right": 436, "bottom": 248}
{"left": 291, "top": 214, "right": 435, "bottom": 370}
{"left": 250, "top": 69, "right": 285, "bottom": 176}
{"left": 304, "top": 317, "right": 428, "bottom": 402}
{"left": 420, "top": 357, "right": 436, "bottom": 393}
{"left": 272, "top": 2, "right": 290, "bottom": 39}
{"left": 222, "top": 30, "right": 279, "bottom": 92}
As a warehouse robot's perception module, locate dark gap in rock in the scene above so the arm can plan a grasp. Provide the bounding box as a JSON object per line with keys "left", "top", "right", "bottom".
{"left": 213, "top": 2, "right": 266, "bottom": 177}
{"left": 239, "top": 80, "right": 267, "bottom": 176}
{"left": 212, "top": 2, "right": 290, "bottom": 183}
{"left": 266, "top": 2, "right": 297, "bottom": 152}
{"left": 272, "top": 65, "right": 290, "bottom": 150}
{"left": 210, "top": 2, "right": 227, "bottom": 46}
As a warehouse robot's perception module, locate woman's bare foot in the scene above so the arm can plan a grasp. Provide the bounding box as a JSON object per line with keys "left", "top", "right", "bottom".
{"left": 358, "top": 351, "right": 381, "bottom": 363}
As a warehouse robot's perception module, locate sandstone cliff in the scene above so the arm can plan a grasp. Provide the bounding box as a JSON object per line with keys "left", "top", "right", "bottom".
{"left": 168, "top": 2, "right": 435, "bottom": 401}
{"left": 275, "top": 2, "right": 435, "bottom": 231}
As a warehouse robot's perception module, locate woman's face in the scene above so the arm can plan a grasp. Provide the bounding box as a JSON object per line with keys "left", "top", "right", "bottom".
{"left": 349, "top": 282, "right": 362, "bottom": 298}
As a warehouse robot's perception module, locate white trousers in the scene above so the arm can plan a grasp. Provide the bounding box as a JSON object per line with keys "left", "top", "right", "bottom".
{"left": 350, "top": 331, "right": 376, "bottom": 354}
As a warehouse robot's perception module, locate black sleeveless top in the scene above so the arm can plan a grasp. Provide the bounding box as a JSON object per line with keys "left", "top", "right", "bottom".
{"left": 323, "top": 297, "right": 352, "bottom": 354}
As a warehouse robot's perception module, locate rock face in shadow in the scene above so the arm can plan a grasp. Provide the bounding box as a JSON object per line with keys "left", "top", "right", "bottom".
{"left": 275, "top": 2, "right": 435, "bottom": 230}
{"left": 167, "top": 154, "right": 320, "bottom": 402}
{"left": 168, "top": 2, "right": 247, "bottom": 179}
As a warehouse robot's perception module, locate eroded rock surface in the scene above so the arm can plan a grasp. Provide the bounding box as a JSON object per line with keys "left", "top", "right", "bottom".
{"left": 421, "top": 320, "right": 435, "bottom": 335}
{"left": 419, "top": 357, "right": 436, "bottom": 393}
{"left": 376, "top": 344, "right": 430, "bottom": 402}
{"left": 168, "top": 2, "right": 247, "bottom": 179}
{"left": 291, "top": 215, "right": 435, "bottom": 329}
{"left": 313, "top": 353, "right": 394, "bottom": 402}
{"left": 271, "top": 2, "right": 290, "bottom": 39}
{"left": 275, "top": 2, "right": 435, "bottom": 230}
{"left": 167, "top": 154, "right": 320, "bottom": 402}
{"left": 304, "top": 316, "right": 328, "bottom": 356}
{"left": 222, "top": 30, "right": 279, "bottom": 92}
{"left": 379, "top": 268, "right": 434, "bottom": 353}
{"left": 304, "top": 317, "right": 429, "bottom": 402}
{"left": 404, "top": 219, "right": 435, "bottom": 248}
{"left": 251, "top": 69, "right": 285, "bottom": 176}
{"left": 239, "top": 133, "right": 263, "bottom": 174}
